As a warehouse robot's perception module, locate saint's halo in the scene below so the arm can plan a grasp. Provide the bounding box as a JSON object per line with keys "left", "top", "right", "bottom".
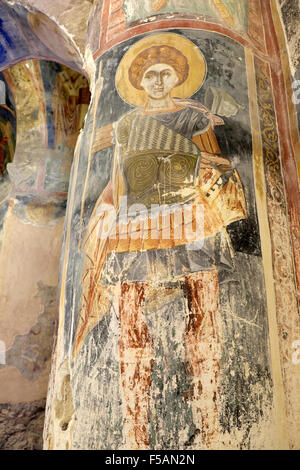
{"left": 116, "top": 32, "right": 207, "bottom": 107}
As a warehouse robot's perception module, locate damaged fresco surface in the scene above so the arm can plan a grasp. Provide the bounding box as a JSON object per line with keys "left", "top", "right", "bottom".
{"left": 87, "top": 0, "right": 264, "bottom": 58}
{"left": 0, "top": 2, "right": 83, "bottom": 73}
{"left": 122, "top": 0, "right": 249, "bottom": 32}
{"left": 70, "top": 31, "right": 271, "bottom": 450}
{"left": 44, "top": 0, "right": 300, "bottom": 447}
{"left": 0, "top": 0, "right": 295, "bottom": 452}
{"left": 0, "top": 55, "right": 89, "bottom": 449}
{"left": 0, "top": 71, "right": 15, "bottom": 236}
{"left": 0, "top": 72, "right": 15, "bottom": 177}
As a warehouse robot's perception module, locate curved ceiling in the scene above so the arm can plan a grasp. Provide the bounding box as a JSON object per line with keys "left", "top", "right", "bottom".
{"left": 0, "top": 2, "right": 84, "bottom": 73}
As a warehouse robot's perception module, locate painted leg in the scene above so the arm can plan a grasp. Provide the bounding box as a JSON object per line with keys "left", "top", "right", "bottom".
{"left": 184, "top": 270, "right": 222, "bottom": 447}
{"left": 119, "top": 281, "right": 153, "bottom": 449}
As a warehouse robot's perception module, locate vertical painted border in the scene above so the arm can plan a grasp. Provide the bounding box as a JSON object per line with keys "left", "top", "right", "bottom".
{"left": 261, "top": 0, "right": 300, "bottom": 301}
{"left": 245, "top": 48, "right": 289, "bottom": 449}
{"left": 270, "top": 0, "right": 300, "bottom": 183}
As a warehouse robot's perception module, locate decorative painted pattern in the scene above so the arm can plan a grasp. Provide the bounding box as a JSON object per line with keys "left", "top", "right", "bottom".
{"left": 255, "top": 57, "right": 300, "bottom": 448}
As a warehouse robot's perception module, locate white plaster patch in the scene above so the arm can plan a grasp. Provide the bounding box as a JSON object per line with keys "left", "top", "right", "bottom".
{"left": 0, "top": 81, "right": 6, "bottom": 105}
{"left": 0, "top": 340, "right": 6, "bottom": 365}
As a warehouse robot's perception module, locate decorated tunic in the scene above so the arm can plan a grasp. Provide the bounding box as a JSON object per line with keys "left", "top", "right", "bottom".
{"left": 73, "top": 100, "right": 247, "bottom": 356}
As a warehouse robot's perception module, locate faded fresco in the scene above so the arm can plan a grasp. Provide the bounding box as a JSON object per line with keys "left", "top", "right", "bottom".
{"left": 0, "top": 60, "right": 89, "bottom": 407}
{"left": 64, "top": 30, "right": 273, "bottom": 449}
{"left": 0, "top": 3, "right": 82, "bottom": 73}
{"left": 0, "top": 71, "right": 15, "bottom": 238}
{"left": 4, "top": 60, "right": 89, "bottom": 200}
{"left": 123, "top": 0, "right": 249, "bottom": 31}
{"left": 0, "top": 73, "right": 15, "bottom": 177}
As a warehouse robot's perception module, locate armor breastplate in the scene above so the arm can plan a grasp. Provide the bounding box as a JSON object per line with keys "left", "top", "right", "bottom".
{"left": 121, "top": 151, "right": 199, "bottom": 207}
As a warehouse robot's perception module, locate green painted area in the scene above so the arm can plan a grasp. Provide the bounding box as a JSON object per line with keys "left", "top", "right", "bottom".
{"left": 123, "top": 0, "right": 249, "bottom": 32}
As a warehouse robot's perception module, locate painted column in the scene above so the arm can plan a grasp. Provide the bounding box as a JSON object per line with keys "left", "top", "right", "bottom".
{"left": 45, "top": 0, "right": 300, "bottom": 450}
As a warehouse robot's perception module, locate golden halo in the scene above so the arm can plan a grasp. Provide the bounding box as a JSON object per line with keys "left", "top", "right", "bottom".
{"left": 115, "top": 33, "right": 207, "bottom": 107}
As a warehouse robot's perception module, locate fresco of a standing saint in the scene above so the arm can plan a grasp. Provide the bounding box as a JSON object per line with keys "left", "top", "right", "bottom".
{"left": 73, "top": 32, "right": 250, "bottom": 449}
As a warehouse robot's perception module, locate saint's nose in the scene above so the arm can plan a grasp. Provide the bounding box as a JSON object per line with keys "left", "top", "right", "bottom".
{"left": 155, "top": 72, "right": 163, "bottom": 85}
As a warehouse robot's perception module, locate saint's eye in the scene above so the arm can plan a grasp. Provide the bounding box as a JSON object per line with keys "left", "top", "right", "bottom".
{"left": 144, "top": 72, "right": 155, "bottom": 79}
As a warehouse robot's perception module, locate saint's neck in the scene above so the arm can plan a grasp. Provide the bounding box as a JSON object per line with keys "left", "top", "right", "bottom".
{"left": 142, "top": 96, "right": 183, "bottom": 114}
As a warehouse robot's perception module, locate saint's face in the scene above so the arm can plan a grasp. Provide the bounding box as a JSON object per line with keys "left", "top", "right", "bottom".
{"left": 140, "top": 63, "right": 179, "bottom": 100}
